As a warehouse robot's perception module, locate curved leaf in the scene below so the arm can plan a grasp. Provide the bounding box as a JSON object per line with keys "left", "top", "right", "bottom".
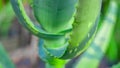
{"left": 10, "top": 0, "right": 65, "bottom": 39}
{"left": 74, "top": 1, "right": 118, "bottom": 68}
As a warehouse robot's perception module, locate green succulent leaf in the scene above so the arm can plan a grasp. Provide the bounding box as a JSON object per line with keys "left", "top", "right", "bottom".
{"left": 70, "top": 0, "right": 102, "bottom": 48}
{"left": 33, "top": 0, "right": 77, "bottom": 33}
{"left": 62, "top": 0, "right": 102, "bottom": 58}
{"left": 10, "top": 0, "right": 65, "bottom": 39}
{"left": 11, "top": 0, "right": 102, "bottom": 59}
{"left": 40, "top": 0, "right": 102, "bottom": 59}
{"left": 74, "top": 1, "right": 118, "bottom": 68}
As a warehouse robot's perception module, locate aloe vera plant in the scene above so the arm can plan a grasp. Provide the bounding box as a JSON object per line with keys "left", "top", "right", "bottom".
{"left": 10, "top": 0, "right": 102, "bottom": 68}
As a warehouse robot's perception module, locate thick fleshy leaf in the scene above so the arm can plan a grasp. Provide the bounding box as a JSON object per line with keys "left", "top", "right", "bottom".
{"left": 61, "top": 0, "right": 102, "bottom": 58}
{"left": 33, "top": 0, "right": 77, "bottom": 33}
{"left": 42, "top": 0, "right": 102, "bottom": 59}
{"left": 74, "top": 1, "right": 118, "bottom": 68}
{"left": 69, "top": 0, "right": 102, "bottom": 47}
{"left": 10, "top": 0, "right": 65, "bottom": 39}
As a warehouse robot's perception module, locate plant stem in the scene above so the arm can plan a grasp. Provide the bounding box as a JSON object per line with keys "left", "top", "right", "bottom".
{"left": 45, "top": 59, "right": 66, "bottom": 68}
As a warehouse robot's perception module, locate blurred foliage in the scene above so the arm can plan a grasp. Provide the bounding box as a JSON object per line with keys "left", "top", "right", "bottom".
{"left": 0, "top": 0, "right": 3, "bottom": 10}
{"left": 0, "top": 0, "right": 15, "bottom": 37}
{"left": 0, "top": 63, "right": 4, "bottom": 68}
{"left": 115, "top": 5, "right": 120, "bottom": 60}
{"left": 106, "top": 35, "right": 118, "bottom": 62}
{"left": 0, "top": 0, "right": 32, "bottom": 37}
{"left": 0, "top": 3, "right": 15, "bottom": 37}
{"left": 112, "top": 62, "right": 120, "bottom": 68}
{"left": 0, "top": 43, "right": 15, "bottom": 68}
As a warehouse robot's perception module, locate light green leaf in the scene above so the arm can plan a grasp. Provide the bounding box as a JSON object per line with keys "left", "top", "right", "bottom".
{"left": 33, "top": 0, "right": 77, "bottom": 33}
